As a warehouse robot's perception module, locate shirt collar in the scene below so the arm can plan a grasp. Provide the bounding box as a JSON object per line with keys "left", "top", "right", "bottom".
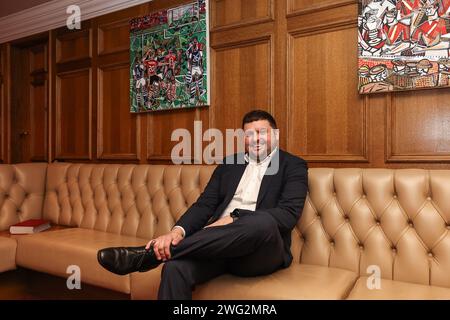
{"left": 245, "top": 147, "right": 278, "bottom": 165}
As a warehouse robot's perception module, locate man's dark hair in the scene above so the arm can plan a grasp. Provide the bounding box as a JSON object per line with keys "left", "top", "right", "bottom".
{"left": 242, "top": 110, "right": 277, "bottom": 129}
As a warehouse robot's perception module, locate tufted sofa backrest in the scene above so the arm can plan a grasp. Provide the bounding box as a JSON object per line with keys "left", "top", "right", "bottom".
{"left": 295, "top": 168, "right": 450, "bottom": 288}
{"left": 0, "top": 163, "right": 48, "bottom": 231}
{"left": 43, "top": 163, "right": 215, "bottom": 239}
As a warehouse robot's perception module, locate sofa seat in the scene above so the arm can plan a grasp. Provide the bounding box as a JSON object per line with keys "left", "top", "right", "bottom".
{"left": 347, "top": 277, "right": 450, "bottom": 300}
{"left": 190, "top": 264, "right": 358, "bottom": 300}
{"left": 15, "top": 228, "right": 148, "bottom": 294}
{"left": 0, "top": 237, "right": 17, "bottom": 272}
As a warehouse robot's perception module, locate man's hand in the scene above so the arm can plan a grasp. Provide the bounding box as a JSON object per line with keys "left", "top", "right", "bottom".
{"left": 204, "top": 216, "right": 233, "bottom": 229}
{"left": 145, "top": 228, "right": 184, "bottom": 262}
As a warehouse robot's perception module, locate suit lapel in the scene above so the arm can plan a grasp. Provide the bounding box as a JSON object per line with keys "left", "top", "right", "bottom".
{"left": 225, "top": 163, "right": 247, "bottom": 202}
{"left": 256, "top": 149, "right": 283, "bottom": 207}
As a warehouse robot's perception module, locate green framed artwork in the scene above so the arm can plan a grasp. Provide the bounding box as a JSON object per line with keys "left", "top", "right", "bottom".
{"left": 129, "top": 0, "right": 209, "bottom": 112}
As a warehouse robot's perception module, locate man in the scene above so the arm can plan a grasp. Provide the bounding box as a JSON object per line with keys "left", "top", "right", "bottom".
{"left": 98, "top": 110, "right": 308, "bottom": 300}
{"left": 185, "top": 36, "right": 205, "bottom": 102}
{"left": 382, "top": 8, "right": 410, "bottom": 46}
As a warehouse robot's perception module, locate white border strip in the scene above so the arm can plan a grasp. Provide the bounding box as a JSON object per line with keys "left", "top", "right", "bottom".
{"left": 0, "top": 0, "right": 153, "bottom": 44}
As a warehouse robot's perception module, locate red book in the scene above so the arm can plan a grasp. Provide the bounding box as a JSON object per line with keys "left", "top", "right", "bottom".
{"left": 9, "top": 219, "right": 51, "bottom": 234}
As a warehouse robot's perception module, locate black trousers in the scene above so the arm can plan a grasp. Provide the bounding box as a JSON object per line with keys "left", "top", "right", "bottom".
{"left": 157, "top": 211, "right": 285, "bottom": 300}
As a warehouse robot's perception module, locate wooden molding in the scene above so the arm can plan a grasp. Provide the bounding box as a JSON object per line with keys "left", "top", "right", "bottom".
{"left": 0, "top": 0, "right": 153, "bottom": 44}
{"left": 210, "top": 0, "right": 274, "bottom": 32}
{"left": 287, "top": 0, "right": 357, "bottom": 17}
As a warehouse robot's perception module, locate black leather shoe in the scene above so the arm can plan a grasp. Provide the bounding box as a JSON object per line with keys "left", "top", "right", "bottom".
{"left": 97, "top": 244, "right": 161, "bottom": 275}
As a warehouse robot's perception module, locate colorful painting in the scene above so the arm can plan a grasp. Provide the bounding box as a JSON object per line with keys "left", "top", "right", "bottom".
{"left": 358, "top": 0, "right": 450, "bottom": 94}
{"left": 129, "top": 0, "right": 209, "bottom": 112}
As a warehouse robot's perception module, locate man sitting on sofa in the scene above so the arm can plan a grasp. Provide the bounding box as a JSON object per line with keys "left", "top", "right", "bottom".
{"left": 98, "top": 110, "right": 309, "bottom": 300}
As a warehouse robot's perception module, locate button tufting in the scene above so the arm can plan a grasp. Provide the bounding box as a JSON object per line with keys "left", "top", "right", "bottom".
{"left": 362, "top": 195, "right": 366, "bottom": 198}
{"left": 345, "top": 217, "right": 350, "bottom": 223}
{"left": 376, "top": 221, "right": 380, "bottom": 226}
{"left": 428, "top": 252, "right": 433, "bottom": 257}
{"left": 427, "top": 197, "right": 431, "bottom": 201}
{"left": 330, "top": 240, "right": 335, "bottom": 246}
{"left": 359, "top": 244, "right": 364, "bottom": 250}
{"left": 393, "top": 195, "right": 397, "bottom": 199}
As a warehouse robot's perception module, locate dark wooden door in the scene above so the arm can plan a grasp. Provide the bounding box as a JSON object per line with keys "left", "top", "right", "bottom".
{"left": 11, "top": 39, "right": 48, "bottom": 163}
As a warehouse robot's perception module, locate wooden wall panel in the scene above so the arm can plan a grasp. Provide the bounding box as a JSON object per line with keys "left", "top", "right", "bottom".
{"left": 98, "top": 20, "right": 130, "bottom": 56}
{"left": 211, "top": 0, "right": 273, "bottom": 30}
{"left": 98, "top": 63, "right": 139, "bottom": 160}
{"left": 387, "top": 90, "right": 450, "bottom": 162}
{"left": 29, "top": 82, "right": 47, "bottom": 161}
{"left": 56, "top": 29, "right": 91, "bottom": 63}
{"left": 147, "top": 108, "right": 208, "bottom": 161}
{"left": 56, "top": 69, "right": 91, "bottom": 159}
{"left": 287, "top": 27, "right": 367, "bottom": 162}
{"left": 212, "top": 38, "right": 272, "bottom": 135}
{"left": 29, "top": 44, "right": 48, "bottom": 162}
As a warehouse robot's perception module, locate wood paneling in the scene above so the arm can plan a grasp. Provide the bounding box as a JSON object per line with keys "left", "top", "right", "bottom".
{"left": 3, "top": 0, "right": 450, "bottom": 169}
{"left": 147, "top": 107, "right": 209, "bottom": 161}
{"left": 287, "top": 0, "right": 355, "bottom": 16}
{"left": 98, "top": 63, "right": 139, "bottom": 160}
{"left": 211, "top": 0, "right": 273, "bottom": 31}
{"left": 287, "top": 26, "right": 367, "bottom": 162}
{"left": 387, "top": 90, "right": 450, "bottom": 162}
{"left": 10, "top": 40, "right": 48, "bottom": 163}
{"left": 98, "top": 19, "right": 130, "bottom": 56}
{"left": 56, "top": 69, "right": 92, "bottom": 159}
{"left": 212, "top": 38, "right": 273, "bottom": 133}
{"left": 29, "top": 44, "right": 48, "bottom": 162}
{"left": 56, "top": 28, "right": 91, "bottom": 63}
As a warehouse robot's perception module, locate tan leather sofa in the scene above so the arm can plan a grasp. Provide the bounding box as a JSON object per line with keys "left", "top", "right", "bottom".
{"left": 1, "top": 163, "right": 450, "bottom": 299}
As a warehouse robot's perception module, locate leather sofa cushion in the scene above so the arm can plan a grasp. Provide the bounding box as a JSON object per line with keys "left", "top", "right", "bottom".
{"left": 347, "top": 277, "right": 450, "bottom": 299}
{"left": 0, "top": 237, "right": 17, "bottom": 272}
{"left": 191, "top": 264, "right": 357, "bottom": 300}
{"left": 15, "top": 228, "right": 148, "bottom": 293}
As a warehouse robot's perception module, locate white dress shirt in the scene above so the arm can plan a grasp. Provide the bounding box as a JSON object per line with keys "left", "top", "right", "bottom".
{"left": 173, "top": 147, "right": 278, "bottom": 238}
{"left": 218, "top": 147, "right": 277, "bottom": 219}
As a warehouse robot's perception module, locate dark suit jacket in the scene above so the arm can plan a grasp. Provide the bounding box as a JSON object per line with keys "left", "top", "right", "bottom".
{"left": 175, "top": 148, "right": 309, "bottom": 267}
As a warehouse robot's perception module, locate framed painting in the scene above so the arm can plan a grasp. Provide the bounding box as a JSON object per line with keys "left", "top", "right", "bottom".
{"left": 358, "top": 0, "right": 450, "bottom": 94}
{"left": 130, "top": 0, "right": 209, "bottom": 112}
